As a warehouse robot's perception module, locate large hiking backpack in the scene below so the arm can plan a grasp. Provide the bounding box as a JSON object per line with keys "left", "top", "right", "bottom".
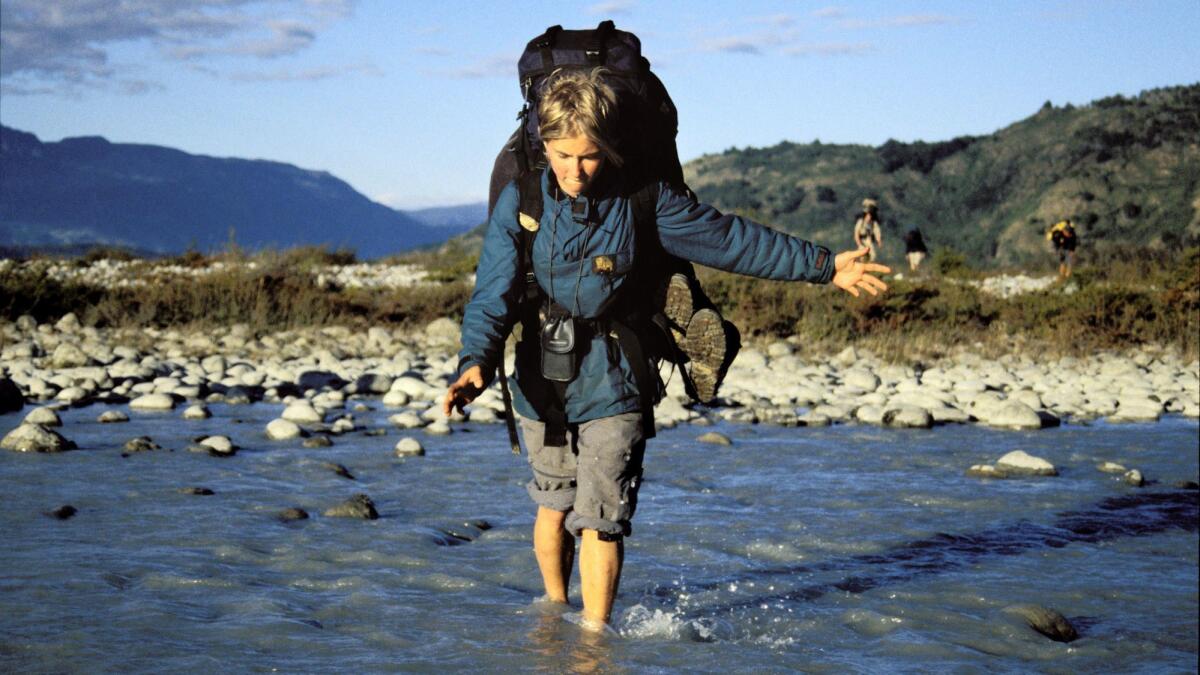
{"left": 488, "top": 20, "right": 686, "bottom": 216}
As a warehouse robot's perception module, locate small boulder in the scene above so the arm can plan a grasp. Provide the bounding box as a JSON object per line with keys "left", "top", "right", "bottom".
{"left": 387, "top": 411, "right": 425, "bottom": 429}
{"left": 2, "top": 424, "right": 76, "bottom": 453}
{"left": 882, "top": 405, "right": 934, "bottom": 429}
{"left": 381, "top": 389, "right": 411, "bottom": 407}
{"left": 324, "top": 494, "right": 379, "bottom": 519}
{"left": 967, "top": 464, "right": 1004, "bottom": 479}
{"left": 282, "top": 402, "right": 324, "bottom": 424}
{"left": 46, "top": 505, "right": 77, "bottom": 520}
{"left": 303, "top": 435, "right": 333, "bottom": 448}
{"left": 323, "top": 462, "right": 355, "bottom": 480}
{"left": 395, "top": 437, "right": 425, "bottom": 457}
{"left": 179, "top": 487, "right": 214, "bottom": 495}
{"left": 1097, "top": 461, "right": 1127, "bottom": 474}
{"left": 279, "top": 507, "right": 309, "bottom": 521}
{"left": 697, "top": 431, "right": 732, "bottom": 446}
{"left": 425, "top": 420, "right": 452, "bottom": 436}
{"left": 266, "top": 418, "right": 303, "bottom": 440}
{"left": 124, "top": 436, "right": 160, "bottom": 452}
{"left": 199, "top": 435, "right": 237, "bottom": 456}
{"left": 1123, "top": 469, "right": 1145, "bottom": 487}
{"left": 23, "top": 407, "right": 62, "bottom": 427}
{"left": 1003, "top": 605, "right": 1078, "bottom": 643}
{"left": 97, "top": 410, "right": 130, "bottom": 423}
{"left": 995, "top": 450, "right": 1058, "bottom": 476}
{"left": 182, "top": 405, "right": 211, "bottom": 420}
{"left": 982, "top": 401, "right": 1043, "bottom": 430}
{"left": 130, "top": 393, "right": 176, "bottom": 411}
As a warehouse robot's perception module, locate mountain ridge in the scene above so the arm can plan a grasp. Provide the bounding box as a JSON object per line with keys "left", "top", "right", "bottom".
{"left": 0, "top": 126, "right": 447, "bottom": 259}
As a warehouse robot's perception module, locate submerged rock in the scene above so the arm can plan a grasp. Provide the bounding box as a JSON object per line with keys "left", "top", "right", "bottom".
{"left": 323, "top": 462, "right": 355, "bottom": 480}
{"left": 182, "top": 405, "right": 211, "bottom": 420}
{"left": 124, "top": 436, "right": 160, "bottom": 452}
{"left": 46, "top": 504, "right": 77, "bottom": 520}
{"left": 697, "top": 431, "right": 732, "bottom": 446}
{"left": 129, "top": 393, "right": 176, "bottom": 411}
{"left": 1123, "top": 469, "right": 1145, "bottom": 487}
{"left": 279, "top": 507, "right": 309, "bottom": 521}
{"left": 199, "top": 435, "right": 237, "bottom": 456}
{"left": 324, "top": 494, "right": 378, "bottom": 519}
{"left": 266, "top": 418, "right": 303, "bottom": 440}
{"left": 995, "top": 450, "right": 1057, "bottom": 476}
{"left": 302, "top": 435, "right": 333, "bottom": 448}
{"left": 2, "top": 424, "right": 76, "bottom": 453}
{"left": 967, "top": 464, "right": 1004, "bottom": 479}
{"left": 1003, "top": 604, "right": 1079, "bottom": 643}
{"left": 1097, "top": 461, "right": 1127, "bottom": 474}
{"left": 179, "top": 487, "right": 215, "bottom": 495}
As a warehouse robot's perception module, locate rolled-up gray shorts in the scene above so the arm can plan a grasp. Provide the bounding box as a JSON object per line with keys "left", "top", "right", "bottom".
{"left": 520, "top": 412, "right": 646, "bottom": 538}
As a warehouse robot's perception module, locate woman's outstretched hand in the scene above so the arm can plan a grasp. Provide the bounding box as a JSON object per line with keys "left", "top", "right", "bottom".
{"left": 832, "top": 247, "right": 891, "bottom": 297}
{"left": 443, "top": 365, "right": 484, "bottom": 417}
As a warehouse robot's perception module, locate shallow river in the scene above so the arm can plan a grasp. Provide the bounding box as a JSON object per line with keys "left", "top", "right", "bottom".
{"left": 2, "top": 403, "right": 1197, "bottom": 673}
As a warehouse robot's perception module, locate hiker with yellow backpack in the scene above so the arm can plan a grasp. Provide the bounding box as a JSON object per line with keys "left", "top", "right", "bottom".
{"left": 1047, "top": 219, "right": 1079, "bottom": 279}
{"left": 442, "top": 23, "right": 890, "bottom": 633}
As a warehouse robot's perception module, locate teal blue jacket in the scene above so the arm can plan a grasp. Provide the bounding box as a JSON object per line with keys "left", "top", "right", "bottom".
{"left": 458, "top": 168, "right": 834, "bottom": 423}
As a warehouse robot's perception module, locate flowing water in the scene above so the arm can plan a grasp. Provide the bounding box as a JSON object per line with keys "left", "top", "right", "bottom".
{"left": 1, "top": 403, "right": 1197, "bottom": 673}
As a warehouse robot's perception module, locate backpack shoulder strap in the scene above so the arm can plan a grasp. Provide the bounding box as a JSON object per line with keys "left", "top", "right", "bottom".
{"left": 515, "top": 171, "right": 544, "bottom": 290}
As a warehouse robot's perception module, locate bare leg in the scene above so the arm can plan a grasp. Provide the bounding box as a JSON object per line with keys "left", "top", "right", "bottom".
{"left": 533, "top": 506, "right": 575, "bottom": 603}
{"left": 579, "top": 529, "right": 624, "bottom": 628}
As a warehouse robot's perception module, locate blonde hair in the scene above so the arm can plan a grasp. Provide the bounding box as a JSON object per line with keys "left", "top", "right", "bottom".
{"left": 537, "top": 68, "right": 624, "bottom": 167}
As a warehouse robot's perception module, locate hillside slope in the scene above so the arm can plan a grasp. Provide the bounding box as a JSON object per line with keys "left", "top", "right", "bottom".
{"left": 684, "top": 84, "right": 1200, "bottom": 266}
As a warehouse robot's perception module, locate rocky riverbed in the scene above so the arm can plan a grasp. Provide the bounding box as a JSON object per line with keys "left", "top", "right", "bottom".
{"left": 2, "top": 311, "right": 1197, "bottom": 457}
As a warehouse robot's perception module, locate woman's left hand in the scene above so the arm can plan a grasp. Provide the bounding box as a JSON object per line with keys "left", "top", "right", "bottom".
{"left": 832, "top": 247, "right": 891, "bottom": 297}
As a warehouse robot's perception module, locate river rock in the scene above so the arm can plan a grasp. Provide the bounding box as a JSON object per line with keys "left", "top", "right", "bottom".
{"left": 1123, "top": 469, "right": 1145, "bottom": 487}
{"left": 967, "top": 464, "right": 1004, "bottom": 478}
{"left": 199, "top": 435, "right": 237, "bottom": 456}
{"left": 124, "top": 436, "right": 160, "bottom": 452}
{"left": 425, "top": 420, "right": 452, "bottom": 436}
{"left": 381, "top": 389, "right": 411, "bottom": 407}
{"left": 468, "top": 406, "right": 499, "bottom": 424}
{"left": 843, "top": 369, "right": 880, "bottom": 392}
{"left": 0, "top": 377, "right": 25, "bottom": 413}
{"left": 395, "top": 437, "right": 425, "bottom": 457}
{"left": 324, "top": 493, "right": 378, "bottom": 519}
{"left": 282, "top": 402, "right": 324, "bottom": 424}
{"left": 324, "top": 462, "right": 355, "bottom": 480}
{"left": 697, "top": 431, "right": 732, "bottom": 446}
{"left": 54, "top": 386, "right": 90, "bottom": 405}
{"left": 49, "top": 342, "right": 91, "bottom": 368}
{"left": 981, "top": 401, "right": 1043, "bottom": 430}
{"left": 797, "top": 410, "right": 832, "bottom": 427}
{"left": 1107, "top": 397, "right": 1163, "bottom": 423}
{"left": 130, "top": 393, "right": 177, "bottom": 411}
{"left": 47, "top": 505, "right": 77, "bottom": 520}
{"left": 23, "top": 407, "right": 62, "bottom": 427}
{"left": 279, "top": 507, "right": 309, "bottom": 521}
{"left": 297, "top": 370, "right": 347, "bottom": 392}
{"left": 855, "top": 405, "right": 885, "bottom": 425}
{"left": 266, "top": 418, "right": 303, "bottom": 440}
{"left": 386, "top": 412, "right": 423, "bottom": 429}
{"left": 54, "top": 313, "right": 81, "bottom": 333}
{"left": 182, "top": 404, "right": 211, "bottom": 420}
{"left": 1097, "top": 461, "right": 1127, "bottom": 474}
{"left": 355, "top": 373, "right": 393, "bottom": 394}
{"left": 303, "top": 435, "right": 333, "bottom": 448}
{"left": 98, "top": 410, "right": 129, "bottom": 423}
{"left": 882, "top": 405, "right": 934, "bottom": 429}
{"left": 1003, "top": 605, "right": 1078, "bottom": 643}
{"left": 995, "top": 450, "right": 1057, "bottom": 476}
{"left": 179, "top": 487, "right": 214, "bottom": 495}
{"left": 2, "top": 424, "right": 76, "bottom": 452}
{"left": 424, "top": 317, "right": 461, "bottom": 347}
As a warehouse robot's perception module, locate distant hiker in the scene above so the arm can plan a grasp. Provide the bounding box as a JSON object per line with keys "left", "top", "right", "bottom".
{"left": 854, "top": 199, "right": 884, "bottom": 263}
{"left": 444, "top": 65, "right": 890, "bottom": 633}
{"left": 903, "top": 227, "right": 928, "bottom": 272}
{"left": 1046, "top": 219, "right": 1078, "bottom": 279}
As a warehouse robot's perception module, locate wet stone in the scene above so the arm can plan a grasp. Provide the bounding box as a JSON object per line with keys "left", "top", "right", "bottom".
{"left": 98, "top": 410, "right": 130, "bottom": 423}
{"left": 697, "top": 431, "right": 732, "bottom": 446}
{"left": 47, "top": 505, "right": 77, "bottom": 520}
{"left": 362, "top": 428, "right": 387, "bottom": 437}
{"left": 303, "top": 436, "right": 333, "bottom": 448}
{"left": 2, "top": 424, "right": 76, "bottom": 453}
{"left": 324, "top": 462, "right": 356, "bottom": 480}
{"left": 324, "top": 494, "right": 378, "bottom": 519}
{"left": 124, "top": 436, "right": 161, "bottom": 452}
{"left": 395, "top": 437, "right": 425, "bottom": 457}
{"left": 23, "top": 407, "right": 62, "bottom": 427}
{"left": 279, "top": 507, "right": 309, "bottom": 522}
{"left": 1003, "top": 604, "right": 1079, "bottom": 643}
{"left": 1123, "top": 469, "right": 1145, "bottom": 487}
{"left": 179, "top": 487, "right": 215, "bottom": 496}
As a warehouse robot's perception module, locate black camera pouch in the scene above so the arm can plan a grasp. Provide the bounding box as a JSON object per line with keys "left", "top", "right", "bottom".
{"left": 540, "top": 309, "right": 577, "bottom": 383}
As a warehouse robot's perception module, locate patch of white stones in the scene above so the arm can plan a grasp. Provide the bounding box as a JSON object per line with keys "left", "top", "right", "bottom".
{"left": 2, "top": 314, "right": 1197, "bottom": 478}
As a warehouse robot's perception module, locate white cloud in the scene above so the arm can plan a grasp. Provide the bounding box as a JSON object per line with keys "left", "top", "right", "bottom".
{"left": 812, "top": 6, "right": 846, "bottom": 19}
{"left": 839, "top": 14, "right": 959, "bottom": 29}
{"left": 444, "top": 54, "right": 517, "bottom": 79}
{"left": 703, "top": 37, "right": 762, "bottom": 55}
{"left": 785, "top": 42, "right": 873, "bottom": 57}
{"left": 587, "top": 1, "right": 635, "bottom": 16}
{"left": 226, "top": 62, "right": 381, "bottom": 82}
{"left": 0, "top": 0, "right": 358, "bottom": 96}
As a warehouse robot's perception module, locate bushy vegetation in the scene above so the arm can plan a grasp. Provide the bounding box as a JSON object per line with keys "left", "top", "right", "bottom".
{"left": 4, "top": 245, "right": 1193, "bottom": 361}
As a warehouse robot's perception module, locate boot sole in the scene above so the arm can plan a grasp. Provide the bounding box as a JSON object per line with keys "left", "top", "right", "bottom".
{"left": 684, "top": 308, "right": 727, "bottom": 403}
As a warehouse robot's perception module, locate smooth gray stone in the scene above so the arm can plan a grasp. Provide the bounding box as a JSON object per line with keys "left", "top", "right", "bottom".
{"left": 995, "top": 450, "right": 1057, "bottom": 476}
{"left": 1003, "top": 605, "right": 1078, "bottom": 643}
{"left": 882, "top": 405, "right": 934, "bottom": 429}
{"left": 23, "top": 407, "right": 62, "bottom": 427}
{"left": 395, "top": 437, "right": 425, "bottom": 457}
{"left": 696, "top": 431, "right": 732, "bottom": 446}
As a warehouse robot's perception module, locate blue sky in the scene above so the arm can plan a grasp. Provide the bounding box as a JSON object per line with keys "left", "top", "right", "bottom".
{"left": 2, "top": 0, "right": 1197, "bottom": 210}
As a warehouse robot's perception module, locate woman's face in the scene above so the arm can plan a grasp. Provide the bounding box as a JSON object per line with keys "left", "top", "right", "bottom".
{"left": 545, "top": 134, "right": 606, "bottom": 198}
